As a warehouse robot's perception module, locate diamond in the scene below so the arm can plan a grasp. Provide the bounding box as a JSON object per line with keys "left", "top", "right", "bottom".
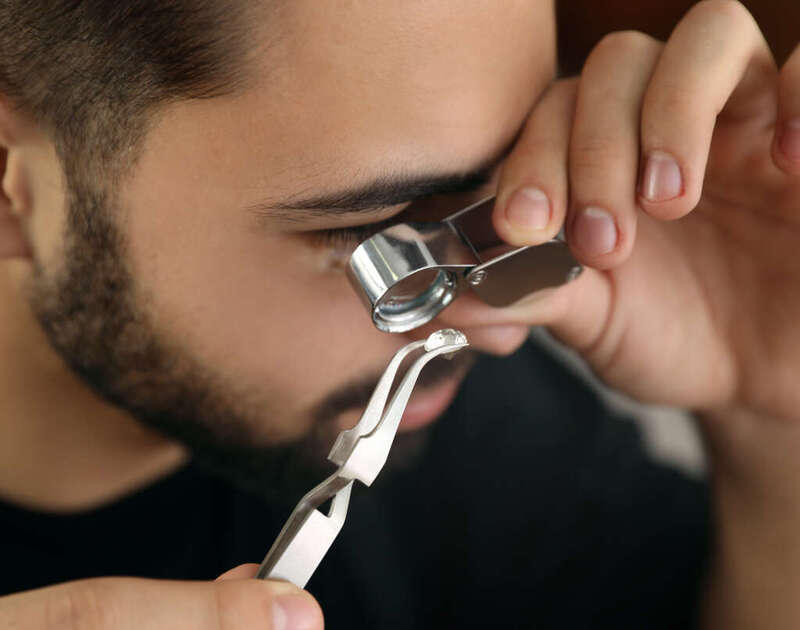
{"left": 424, "top": 328, "right": 468, "bottom": 352}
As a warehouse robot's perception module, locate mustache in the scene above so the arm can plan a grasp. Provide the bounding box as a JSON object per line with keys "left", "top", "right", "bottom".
{"left": 191, "top": 348, "right": 477, "bottom": 508}
{"left": 177, "top": 349, "right": 477, "bottom": 509}
{"left": 310, "top": 347, "right": 477, "bottom": 428}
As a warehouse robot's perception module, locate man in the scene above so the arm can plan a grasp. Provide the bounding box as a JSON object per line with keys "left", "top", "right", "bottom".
{"left": 0, "top": 0, "right": 798, "bottom": 628}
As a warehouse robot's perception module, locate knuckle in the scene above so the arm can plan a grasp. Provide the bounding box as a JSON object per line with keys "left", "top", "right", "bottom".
{"left": 510, "top": 127, "right": 563, "bottom": 168}
{"left": 588, "top": 30, "right": 659, "bottom": 66}
{"left": 47, "top": 581, "right": 113, "bottom": 630}
{"left": 213, "top": 580, "right": 277, "bottom": 629}
{"left": 689, "top": 0, "right": 754, "bottom": 31}
{"left": 644, "top": 86, "right": 697, "bottom": 120}
{"left": 570, "top": 135, "right": 628, "bottom": 173}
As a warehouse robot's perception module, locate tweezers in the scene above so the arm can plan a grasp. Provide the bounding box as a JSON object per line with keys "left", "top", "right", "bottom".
{"left": 256, "top": 328, "right": 469, "bottom": 587}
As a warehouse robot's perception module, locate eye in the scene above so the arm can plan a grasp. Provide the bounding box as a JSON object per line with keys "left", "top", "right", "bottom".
{"left": 306, "top": 188, "right": 492, "bottom": 250}
{"left": 310, "top": 223, "right": 382, "bottom": 248}
{"left": 307, "top": 211, "right": 407, "bottom": 249}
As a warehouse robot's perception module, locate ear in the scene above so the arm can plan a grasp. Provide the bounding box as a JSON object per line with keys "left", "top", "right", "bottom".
{"left": 0, "top": 98, "right": 32, "bottom": 259}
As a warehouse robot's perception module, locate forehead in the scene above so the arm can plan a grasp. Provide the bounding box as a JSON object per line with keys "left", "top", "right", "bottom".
{"left": 133, "top": 1, "right": 555, "bottom": 215}
{"left": 268, "top": 1, "right": 554, "bottom": 168}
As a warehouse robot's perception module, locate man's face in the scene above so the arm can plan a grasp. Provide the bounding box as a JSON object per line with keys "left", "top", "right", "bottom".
{"left": 27, "top": 1, "right": 556, "bottom": 491}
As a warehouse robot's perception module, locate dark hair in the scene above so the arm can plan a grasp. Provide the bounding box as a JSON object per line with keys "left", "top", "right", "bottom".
{"left": 0, "top": 1, "right": 255, "bottom": 189}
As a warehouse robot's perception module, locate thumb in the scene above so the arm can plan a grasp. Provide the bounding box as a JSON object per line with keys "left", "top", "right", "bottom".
{"left": 0, "top": 575, "right": 323, "bottom": 630}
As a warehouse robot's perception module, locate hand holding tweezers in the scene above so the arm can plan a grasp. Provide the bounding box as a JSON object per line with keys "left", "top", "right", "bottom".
{"left": 256, "top": 329, "right": 469, "bottom": 587}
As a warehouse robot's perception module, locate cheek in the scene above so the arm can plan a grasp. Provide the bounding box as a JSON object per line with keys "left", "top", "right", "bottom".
{"left": 124, "top": 202, "right": 396, "bottom": 433}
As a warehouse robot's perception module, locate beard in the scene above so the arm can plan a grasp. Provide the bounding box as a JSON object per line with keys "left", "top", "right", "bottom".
{"left": 27, "top": 179, "right": 475, "bottom": 506}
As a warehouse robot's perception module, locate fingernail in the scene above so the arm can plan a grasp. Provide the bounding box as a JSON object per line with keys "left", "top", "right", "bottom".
{"left": 641, "top": 150, "right": 683, "bottom": 202}
{"left": 573, "top": 207, "right": 617, "bottom": 256}
{"left": 505, "top": 187, "right": 551, "bottom": 230}
{"left": 779, "top": 118, "right": 800, "bottom": 161}
{"left": 273, "top": 594, "right": 321, "bottom": 630}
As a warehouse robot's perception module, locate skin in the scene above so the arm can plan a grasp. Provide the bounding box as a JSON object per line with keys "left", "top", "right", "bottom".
{"left": 491, "top": 2, "right": 800, "bottom": 626}
{"left": 0, "top": 2, "right": 550, "bottom": 628}
{"left": 0, "top": 0, "right": 799, "bottom": 627}
{"left": 0, "top": 0, "right": 550, "bottom": 511}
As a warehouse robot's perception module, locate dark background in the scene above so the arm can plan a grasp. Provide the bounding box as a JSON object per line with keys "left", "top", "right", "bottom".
{"left": 558, "top": 0, "right": 798, "bottom": 75}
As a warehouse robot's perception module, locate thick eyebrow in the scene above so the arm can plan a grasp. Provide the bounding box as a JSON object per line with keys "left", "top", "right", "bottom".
{"left": 249, "top": 147, "right": 510, "bottom": 222}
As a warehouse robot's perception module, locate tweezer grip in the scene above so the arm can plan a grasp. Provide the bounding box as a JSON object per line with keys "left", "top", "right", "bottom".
{"left": 257, "top": 475, "right": 353, "bottom": 586}
{"left": 256, "top": 330, "right": 468, "bottom": 588}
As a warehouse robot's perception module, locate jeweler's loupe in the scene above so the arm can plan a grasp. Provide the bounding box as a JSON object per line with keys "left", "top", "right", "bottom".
{"left": 347, "top": 196, "right": 583, "bottom": 333}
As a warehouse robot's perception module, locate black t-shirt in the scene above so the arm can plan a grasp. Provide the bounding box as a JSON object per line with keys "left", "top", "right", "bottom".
{"left": 0, "top": 341, "right": 710, "bottom": 629}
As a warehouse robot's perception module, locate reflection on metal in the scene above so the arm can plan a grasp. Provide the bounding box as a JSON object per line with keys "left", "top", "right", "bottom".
{"left": 348, "top": 196, "right": 582, "bottom": 332}
{"left": 257, "top": 330, "right": 469, "bottom": 587}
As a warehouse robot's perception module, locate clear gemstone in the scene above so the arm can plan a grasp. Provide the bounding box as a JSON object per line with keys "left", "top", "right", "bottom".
{"left": 424, "top": 328, "right": 468, "bottom": 351}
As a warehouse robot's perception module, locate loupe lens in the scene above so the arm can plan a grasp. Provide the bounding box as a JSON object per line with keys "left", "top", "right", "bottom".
{"left": 374, "top": 269, "right": 457, "bottom": 333}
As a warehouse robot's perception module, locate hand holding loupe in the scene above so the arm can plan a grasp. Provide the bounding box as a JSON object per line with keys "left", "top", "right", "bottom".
{"left": 347, "top": 196, "right": 583, "bottom": 332}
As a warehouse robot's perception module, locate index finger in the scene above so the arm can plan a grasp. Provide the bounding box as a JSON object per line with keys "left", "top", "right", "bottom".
{"left": 638, "top": 0, "right": 777, "bottom": 220}
{"left": 491, "top": 79, "right": 578, "bottom": 247}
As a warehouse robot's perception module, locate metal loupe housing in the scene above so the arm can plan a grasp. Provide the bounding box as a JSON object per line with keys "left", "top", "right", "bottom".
{"left": 347, "top": 196, "right": 583, "bottom": 333}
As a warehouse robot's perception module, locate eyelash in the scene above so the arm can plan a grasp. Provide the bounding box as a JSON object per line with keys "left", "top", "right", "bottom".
{"left": 309, "top": 218, "right": 396, "bottom": 248}
{"left": 306, "top": 182, "right": 495, "bottom": 249}
{"left": 310, "top": 224, "right": 380, "bottom": 248}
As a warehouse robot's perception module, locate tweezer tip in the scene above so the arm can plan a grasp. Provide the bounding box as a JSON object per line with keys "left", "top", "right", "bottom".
{"left": 424, "top": 328, "right": 468, "bottom": 352}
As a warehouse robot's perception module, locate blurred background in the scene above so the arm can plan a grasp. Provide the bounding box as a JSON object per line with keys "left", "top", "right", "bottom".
{"left": 558, "top": 0, "right": 798, "bottom": 74}
{"left": 531, "top": 329, "right": 706, "bottom": 478}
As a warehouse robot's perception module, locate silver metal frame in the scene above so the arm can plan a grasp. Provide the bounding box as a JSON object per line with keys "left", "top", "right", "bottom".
{"left": 347, "top": 196, "right": 582, "bottom": 333}
{"left": 257, "top": 330, "right": 469, "bottom": 587}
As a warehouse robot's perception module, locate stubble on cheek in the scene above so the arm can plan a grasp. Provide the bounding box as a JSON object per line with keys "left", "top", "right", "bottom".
{"left": 25, "top": 165, "right": 480, "bottom": 503}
